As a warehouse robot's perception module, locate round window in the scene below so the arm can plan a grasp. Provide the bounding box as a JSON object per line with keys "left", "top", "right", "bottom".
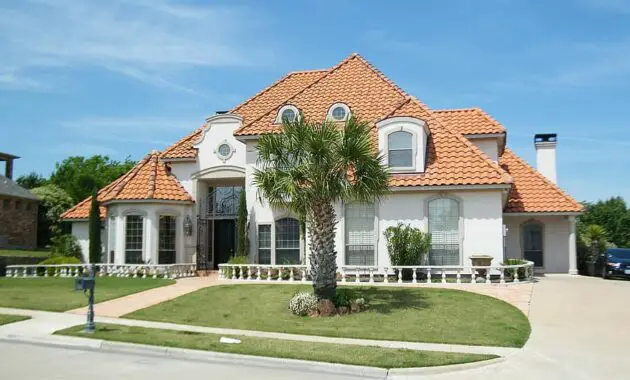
{"left": 331, "top": 106, "right": 347, "bottom": 121}
{"left": 217, "top": 143, "right": 231, "bottom": 157}
{"left": 281, "top": 108, "right": 296, "bottom": 122}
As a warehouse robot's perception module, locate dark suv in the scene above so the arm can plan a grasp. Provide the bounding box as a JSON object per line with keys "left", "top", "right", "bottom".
{"left": 603, "top": 248, "right": 630, "bottom": 279}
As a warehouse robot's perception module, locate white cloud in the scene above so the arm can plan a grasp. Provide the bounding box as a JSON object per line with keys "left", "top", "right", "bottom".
{"left": 0, "top": 0, "right": 276, "bottom": 92}
{"left": 0, "top": 70, "right": 47, "bottom": 91}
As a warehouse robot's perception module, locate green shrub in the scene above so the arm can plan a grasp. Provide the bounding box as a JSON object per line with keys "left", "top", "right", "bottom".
{"left": 50, "top": 234, "right": 82, "bottom": 259}
{"left": 38, "top": 256, "right": 82, "bottom": 276}
{"left": 384, "top": 223, "right": 431, "bottom": 280}
{"left": 503, "top": 258, "right": 527, "bottom": 280}
{"left": 224, "top": 255, "right": 249, "bottom": 278}
{"left": 333, "top": 288, "right": 360, "bottom": 308}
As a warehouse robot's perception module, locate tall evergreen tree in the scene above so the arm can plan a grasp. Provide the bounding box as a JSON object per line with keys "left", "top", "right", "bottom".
{"left": 236, "top": 189, "right": 249, "bottom": 256}
{"left": 88, "top": 189, "right": 102, "bottom": 263}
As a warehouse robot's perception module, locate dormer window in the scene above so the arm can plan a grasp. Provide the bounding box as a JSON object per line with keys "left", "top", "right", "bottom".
{"left": 387, "top": 131, "right": 414, "bottom": 169}
{"left": 276, "top": 105, "right": 299, "bottom": 123}
{"left": 327, "top": 103, "right": 351, "bottom": 121}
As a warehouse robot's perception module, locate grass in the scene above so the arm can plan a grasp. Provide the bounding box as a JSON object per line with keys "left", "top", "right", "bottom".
{"left": 0, "top": 314, "right": 30, "bottom": 326}
{"left": 0, "top": 249, "right": 50, "bottom": 258}
{"left": 0, "top": 277, "right": 175, "bottom": 312}
{"left": 56, "top": 323, "right": 497, "bottom": 369}
{"left": 126, "top": 284, "right": 530, "bottom": 348}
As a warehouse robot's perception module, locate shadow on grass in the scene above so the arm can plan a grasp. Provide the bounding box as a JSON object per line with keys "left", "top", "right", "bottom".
{"left": 348, "top": 287, "right": 429, "bottom": 314}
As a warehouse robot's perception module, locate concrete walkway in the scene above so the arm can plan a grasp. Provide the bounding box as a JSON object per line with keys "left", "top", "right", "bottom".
{"left": 0, "top": 306, "right": 515, "bottom": 356}
{"left": 67, "top": 275, "right": 219, "bottom": 317}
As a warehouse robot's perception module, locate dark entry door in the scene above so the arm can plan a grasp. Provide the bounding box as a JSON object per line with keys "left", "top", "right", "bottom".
{"left": 213, "top": 220, "right": 235, "bottom": 269}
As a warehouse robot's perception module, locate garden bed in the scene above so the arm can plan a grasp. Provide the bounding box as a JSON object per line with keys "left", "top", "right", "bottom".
{"left": 56, "top": 323, "right": 497, "bottom": 369}
{"left": 0, "top": 277, "right": 175, "bottom": 312}
{"left": 126, "top": 284, "right": 531, "bottom": 347}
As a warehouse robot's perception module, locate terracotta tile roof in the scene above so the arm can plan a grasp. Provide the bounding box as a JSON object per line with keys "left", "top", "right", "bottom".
{"left": 160, "top": 70, "right": 326, "bottom": 160}
{"left": 61, "top": 151, "right": 192, "bottom": 220}
{"left": 500, "top": 148, "right": 582, "bottom": 213}
{"left": 431, "top": 108, "right": 505, "bottom": 135}
{"left": 385, "top": 98, "right": 512, "bottom": 187}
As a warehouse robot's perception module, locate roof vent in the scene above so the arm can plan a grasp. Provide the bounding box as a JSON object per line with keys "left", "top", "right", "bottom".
{"left": 215, "top": 110, "right": 229, "bottom": 115}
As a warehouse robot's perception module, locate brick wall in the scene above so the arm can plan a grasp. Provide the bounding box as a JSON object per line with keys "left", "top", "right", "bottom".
{"left": 0, "top": 195, "right": 38, "bottom": 249}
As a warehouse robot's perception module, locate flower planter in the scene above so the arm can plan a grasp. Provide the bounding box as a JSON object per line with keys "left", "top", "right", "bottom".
{"left": 470, "top": 255, "right": 493, "bottom": 280}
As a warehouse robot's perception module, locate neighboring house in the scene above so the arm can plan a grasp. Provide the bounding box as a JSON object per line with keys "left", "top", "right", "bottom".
{"left": 0, "top": 152, "right": 39, "bottom": 249}
{"left": 61, "top": 53, "right": 582, "bottom": 273}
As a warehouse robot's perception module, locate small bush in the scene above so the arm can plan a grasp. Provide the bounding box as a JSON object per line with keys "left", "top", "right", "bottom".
{"left": 50, "top": 234, "right": 82, "bottom": 259}
{"left": 288, "top": 292, "right": 318, "bottom": 316}
{"left": 224, "top": 255, "right": 249, "bottom": 278}
{"left": 38, "top": 256, "right": 82, "bottom": 276}
{"left": 503, "top": 258, "right": 527, "bottom": 280}
{"left": 384, "top": 223, "right": 431, "bottom": 280}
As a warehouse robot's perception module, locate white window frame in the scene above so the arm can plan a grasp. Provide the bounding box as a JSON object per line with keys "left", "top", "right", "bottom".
{"left": 327, "top": 102, "right": 351, "bottom": 122}
{"left": 274, "top": 217, "right": 301, "bottom": 265}
{"left": 275, "top": 105, "right": 300, "bottom": 124}
{"left": 424, "top": 195, "right": 463, "bottom": 266}
{"left": 124, "top": 214, "right": 145, "bottom": 264}
{"left": 385, "top": 129, "right": 416, "bottom": 172}
{"left": 343, "top": 202, "right": 377, "bottom": 266}
{"left": 108, "top": 216, "right": 117, "bottom": 264}
{"left": 158, "top": 215, "right": 177, "bottom": 264}
{"left": 257, "top": 224, "right": 272, "bottom": 265}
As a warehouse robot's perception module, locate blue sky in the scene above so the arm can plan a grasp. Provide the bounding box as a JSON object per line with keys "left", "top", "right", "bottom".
{"left": 1, "top": 0, "right": 629, "bottom": 203}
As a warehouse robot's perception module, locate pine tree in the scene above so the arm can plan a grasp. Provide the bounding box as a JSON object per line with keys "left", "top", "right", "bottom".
{"left": 236, "top": 189, "right": 248, "bottom": 256}
{"left": 88, "top": 189, "right": 102, "bottom": 263}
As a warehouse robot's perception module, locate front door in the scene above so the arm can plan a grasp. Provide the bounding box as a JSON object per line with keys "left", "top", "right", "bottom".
{"left": 523, "top": 222, "right": 544, "bottom": 267}
{"left": 213, "top": 219, "right": 235, "bottom": 269}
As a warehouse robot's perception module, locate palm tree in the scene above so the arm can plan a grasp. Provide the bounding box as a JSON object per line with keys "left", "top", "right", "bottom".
{"left": 254, "top": 116, "right": 390, "bottom": 300}
{"left": 580, "top": 224, "right": 609, "bottom": 276}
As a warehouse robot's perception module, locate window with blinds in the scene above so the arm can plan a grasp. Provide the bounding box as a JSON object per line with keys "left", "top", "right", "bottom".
{"left": 345, "top": 203, "right": 376, "bottom": 265}
{"left": 258, "top": 224, "right": 271, "bottom": 264}
{"left": 428, "top": 198, "right": 460, "bottom": 265}
{"left": 125, "top": 215, "right": 144, "bottom": 264}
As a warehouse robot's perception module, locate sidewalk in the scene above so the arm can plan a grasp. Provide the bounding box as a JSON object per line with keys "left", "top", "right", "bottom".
{"left": 67, "top": 275, "right": 219, "bottom": 317}
{"left": 0, "top": 306, "right": 518, "bottom": 357}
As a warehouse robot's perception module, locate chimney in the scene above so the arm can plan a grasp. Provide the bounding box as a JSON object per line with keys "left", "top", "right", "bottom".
{"left": 534, "top": 133, "right": 557, "bottom": 183}
{"left": 0, "top": 152, "right": 19, "bottom": 180}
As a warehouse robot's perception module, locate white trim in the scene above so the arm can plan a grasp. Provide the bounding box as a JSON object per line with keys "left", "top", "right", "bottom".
{"left": 385, "top": 129, "right": 416, "bottom": 172}
{"left": 234, "top": 135, "right": 260, "bottom": 142}
{"left": 205, "top": 113, "right": 243, "bottom": 123}
{"left": 391, "top": 184, "right": 511, "bottom": 191}
{"left": 121, "top": 208, "right": 148, "bottom": 217}
{"left": 159, "top": 157, "right": 197, "bottom": 163}
{"left": 326, "top": 102, "right": 351, "bottom": 121}
{"left": 275, "top": 105, "right": 300, "bottom": 124}
{"left": 214, "top": 139, "right": 236, "bottom": 162}
{"left": 191, "top": 165, "right": 246, "bottom": 180}
{"left": 376, "top": 116, "right": 430, "bottom": 135}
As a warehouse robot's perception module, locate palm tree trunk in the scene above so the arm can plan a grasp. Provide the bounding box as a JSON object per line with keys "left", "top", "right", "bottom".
{"left": 308, "top": 200, "right": 337, "bottom": 300}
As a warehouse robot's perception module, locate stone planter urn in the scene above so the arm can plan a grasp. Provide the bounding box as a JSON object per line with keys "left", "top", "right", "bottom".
{"left": 470, "top": 255, "right": 493, "bottom": 281}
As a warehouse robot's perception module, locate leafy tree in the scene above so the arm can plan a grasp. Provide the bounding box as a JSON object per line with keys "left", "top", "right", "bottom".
{"left": 16, "top": 172, "right": 47, "bottom": 189}
{"left": 578, "top": 197, "right": 630, "bottom": 248}
{"left": 254, "top": 116, "right": 390, "bottom": 301}
{"left": 88, "top": 189, "right": 102, "bottom": 263}
{"left": 236, "top": 189, "right": 249, "bottom": 257}
{"left": 49, "top": 155, "right": 135, "bottom": 203}
{"left": 30, "top": 185, "right": 74, "bottom": 246}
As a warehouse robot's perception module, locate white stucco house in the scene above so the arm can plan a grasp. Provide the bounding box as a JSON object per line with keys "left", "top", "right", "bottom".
{"left": 61, "top": 53, "right": 583, "bottom": 274}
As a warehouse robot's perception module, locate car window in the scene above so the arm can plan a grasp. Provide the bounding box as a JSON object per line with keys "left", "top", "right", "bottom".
{"left": 608, "top": 249, "right": 630, "bottom": 259}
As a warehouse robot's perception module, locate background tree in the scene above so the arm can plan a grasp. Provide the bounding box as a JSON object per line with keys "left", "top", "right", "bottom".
{"left": 578, "top": 197, "right": 630, "bottom": 248}
{"left": 88, "top": 189, "right": 102, "bottom": 263}
{"left": 49, "top": 155, "right": 135, "bottom": 203}
{"left": 236, "top": 189, "right": 249, "bottom": 257}
{"left": 16, "top": 172, "right": 47, "bottom": 189}
{"left": 254, "top": 116, "right": 390, "bottom": 302}
{"left": 30, "top": 185, "right": 73, "bottom": 246}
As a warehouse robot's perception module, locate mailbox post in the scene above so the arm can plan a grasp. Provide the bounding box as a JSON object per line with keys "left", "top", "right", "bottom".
{"left": 74, "top": 265, "right": 96, "bottom": 333}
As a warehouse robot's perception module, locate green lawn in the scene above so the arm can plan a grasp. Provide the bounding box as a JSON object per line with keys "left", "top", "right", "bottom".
{"left": 56, "top": 323, "right": 497, "bottom": 369}
{"left": 0, "top": 249, "right": 50, "bottom": 258}
{"left": 0, "top": 314, "right": 30, "bottom": 326}
{"left": 126, "top": 284, "right": 530, "bottom": 348}
{"left": 0, "top": 277, "right": 175, "bottom": 312}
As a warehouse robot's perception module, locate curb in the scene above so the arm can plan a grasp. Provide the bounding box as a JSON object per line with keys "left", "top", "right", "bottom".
{"left": 387, "top": 357, "right": 506, "bottom": 376}
{"left": 0, "top": 335, "right": 387, "bottom": 379}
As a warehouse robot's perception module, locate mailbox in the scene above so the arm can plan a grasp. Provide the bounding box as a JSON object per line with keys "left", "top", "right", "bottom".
{"left": 74, "top": 277, "right": 95, "bottom": 291}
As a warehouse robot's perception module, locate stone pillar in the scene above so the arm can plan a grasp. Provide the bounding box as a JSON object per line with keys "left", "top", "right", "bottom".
{"left": 568, "top": 216, "right": 578, "bottom": 275}
{"left": 115, "top": 214, "right": 125, "bottom": 264}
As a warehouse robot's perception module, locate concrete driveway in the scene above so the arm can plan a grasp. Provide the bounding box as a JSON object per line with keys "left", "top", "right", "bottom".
{"left": 394, "top": 275, "right": 630, "bottom": 379}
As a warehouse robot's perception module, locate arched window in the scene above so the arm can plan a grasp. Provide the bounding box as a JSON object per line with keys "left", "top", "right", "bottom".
{"left": 276, "top": 105, "right": 299, "bottom": 123}
{"left": 428, "top": 198, "right": 460, "bottom": 265}
{"left": 522, "top": 221, "right": 544, "bottom": 267}
{"left": 387, "top": 131, "right": 414, "bottom": 169}
{"left": 327, "top": 103, "right": 351, "bottom": 121}
{"left": 275, "top": 218, "right": 300, "bottom": 264}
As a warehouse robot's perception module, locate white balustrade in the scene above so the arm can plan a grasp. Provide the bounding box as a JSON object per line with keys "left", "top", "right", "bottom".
{"left": 4, "top": 263, "right": 196, "bottom": 280}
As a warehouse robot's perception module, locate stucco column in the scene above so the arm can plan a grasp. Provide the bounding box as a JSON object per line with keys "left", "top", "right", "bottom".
{"left": 115, "top": 215, "right": 125, "bottom": 264}
{"left": 568, "top": 216, "right": 578, "bottom": 275}
{"left": 146, "top": 213, "right": 158, "bottom": 264}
